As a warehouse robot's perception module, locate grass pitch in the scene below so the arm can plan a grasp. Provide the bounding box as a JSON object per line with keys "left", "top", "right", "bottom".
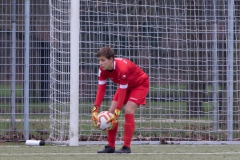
{"left": 0, "top": 143, "right": 240, "bottom": 160}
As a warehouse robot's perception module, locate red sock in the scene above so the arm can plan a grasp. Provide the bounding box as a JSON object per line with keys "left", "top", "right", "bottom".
{"left": 107, "top": 123, "right": 118, "bottom": 148}
{"left": 124, "top": 114, "right": 135, "bottom": 148}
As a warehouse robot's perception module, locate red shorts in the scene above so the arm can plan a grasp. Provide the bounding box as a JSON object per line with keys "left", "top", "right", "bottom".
{"left": 113, "top": 79, "right": 149, "bottom": 106}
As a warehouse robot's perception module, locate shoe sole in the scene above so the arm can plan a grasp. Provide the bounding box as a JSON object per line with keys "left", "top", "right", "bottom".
{"left": 98, "top": 151, "right": 115, "bottom": 153}
{"left": 114, "top": 151, "right": 131, "bottom": 154}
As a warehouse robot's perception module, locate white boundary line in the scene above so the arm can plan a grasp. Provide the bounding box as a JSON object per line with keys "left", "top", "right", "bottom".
{"left": 1, "top": 152, "right": 240, "bottom": 156}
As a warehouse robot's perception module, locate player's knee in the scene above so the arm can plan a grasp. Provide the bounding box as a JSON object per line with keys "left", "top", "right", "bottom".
{"left": 124, "top": 103, "right": 138, "bottom": 114}
{"left": 124, "top": 108, "right": 133, "bottom": 114}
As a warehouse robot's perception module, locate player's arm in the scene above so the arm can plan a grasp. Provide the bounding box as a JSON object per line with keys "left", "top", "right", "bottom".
{"left": 115, "top": 85, "right": 127, "bottom": 110}
{"left": 107, "top": 71, "right": 128, "bottom": 129}
{"left": 94, "top": 68, "right": 107, "bottom": 106}
{"left": 94, "top": 79, "right": 107, "bottom": 107}
{"left": 92, "top": 69, "right": 107, "bottom": 127}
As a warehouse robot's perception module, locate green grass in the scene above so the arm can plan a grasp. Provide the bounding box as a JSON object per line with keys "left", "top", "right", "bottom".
{"left": 0, "top": 84, "right": 23, "bottom": 97}
{"left": 0, "top": 144, "right": 240, "bottom": 160}
{"left": 0, "top": 101, "right": 50, "bottom": 113}
{"left": 0, "top": 83, "right": 217, "bottom": 116}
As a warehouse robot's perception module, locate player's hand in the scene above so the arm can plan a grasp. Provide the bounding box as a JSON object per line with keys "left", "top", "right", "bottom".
{"left": 92, "top": 106, "right": 100, "bottom": 127}
{"left": 107, "top": 109, "right": 121, "bottom": 130}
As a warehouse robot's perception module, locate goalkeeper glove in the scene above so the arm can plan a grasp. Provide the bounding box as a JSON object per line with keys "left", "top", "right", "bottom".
{"left": 92, "top": 106, "right": 100, "bottom": 128}
{"left": 107, "top": 109, "right": 121, "bottom": 130}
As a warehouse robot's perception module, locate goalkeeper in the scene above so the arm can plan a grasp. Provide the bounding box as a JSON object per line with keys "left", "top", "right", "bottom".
{"left": 92, "top": 46, "right": 149, "bottom": 153}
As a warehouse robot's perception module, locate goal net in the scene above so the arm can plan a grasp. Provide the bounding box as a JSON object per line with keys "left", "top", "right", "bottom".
{"left": 49, "top": 0, "right": 240, "bottom": 144}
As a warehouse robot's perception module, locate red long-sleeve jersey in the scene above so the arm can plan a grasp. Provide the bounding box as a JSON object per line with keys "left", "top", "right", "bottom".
{"left": 94, "top": 58, "right": 148, "bottom": 110}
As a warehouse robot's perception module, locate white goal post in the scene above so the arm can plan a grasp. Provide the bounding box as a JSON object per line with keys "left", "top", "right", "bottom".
{"left": 49, "top": 0, "right": 79, "bottom": 146}
{"left": 49, "top": 0, "right": 240, "bottom": 145}
{"left": 69, "top": 0, "right": 80, "bottom": 146}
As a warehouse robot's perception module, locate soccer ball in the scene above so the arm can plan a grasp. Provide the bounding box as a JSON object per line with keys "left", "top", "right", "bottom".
{"left": 97, "top": 111, "right": 112, "bottom": 130}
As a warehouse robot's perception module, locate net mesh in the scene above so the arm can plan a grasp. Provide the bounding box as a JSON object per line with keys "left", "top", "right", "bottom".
{"left": 49, "top": 0, "right": 240, "bottom": 142}
{"left": 49, "top": 0, "right": 71, "bottom": 141}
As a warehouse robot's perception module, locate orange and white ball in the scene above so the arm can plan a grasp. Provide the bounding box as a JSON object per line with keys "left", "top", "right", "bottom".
{"left": 97, "top": 111, "right": 112, "bottom": 130}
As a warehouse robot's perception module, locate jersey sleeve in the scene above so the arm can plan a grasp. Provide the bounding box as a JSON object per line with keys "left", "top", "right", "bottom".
{"left": 116, "top": 70, "right": 129, "bottom": 110}
{"left": 94, "top": 68, "right": 107, "bottom": 107}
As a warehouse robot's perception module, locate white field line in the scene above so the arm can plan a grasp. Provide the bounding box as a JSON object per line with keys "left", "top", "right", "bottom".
{"left": 0, "top": 152, "right": 240, "bottom": 156}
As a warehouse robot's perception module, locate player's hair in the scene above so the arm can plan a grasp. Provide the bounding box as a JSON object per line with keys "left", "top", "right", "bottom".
{"left": 97, "top": 46, "right": 115, "bottom": 60}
